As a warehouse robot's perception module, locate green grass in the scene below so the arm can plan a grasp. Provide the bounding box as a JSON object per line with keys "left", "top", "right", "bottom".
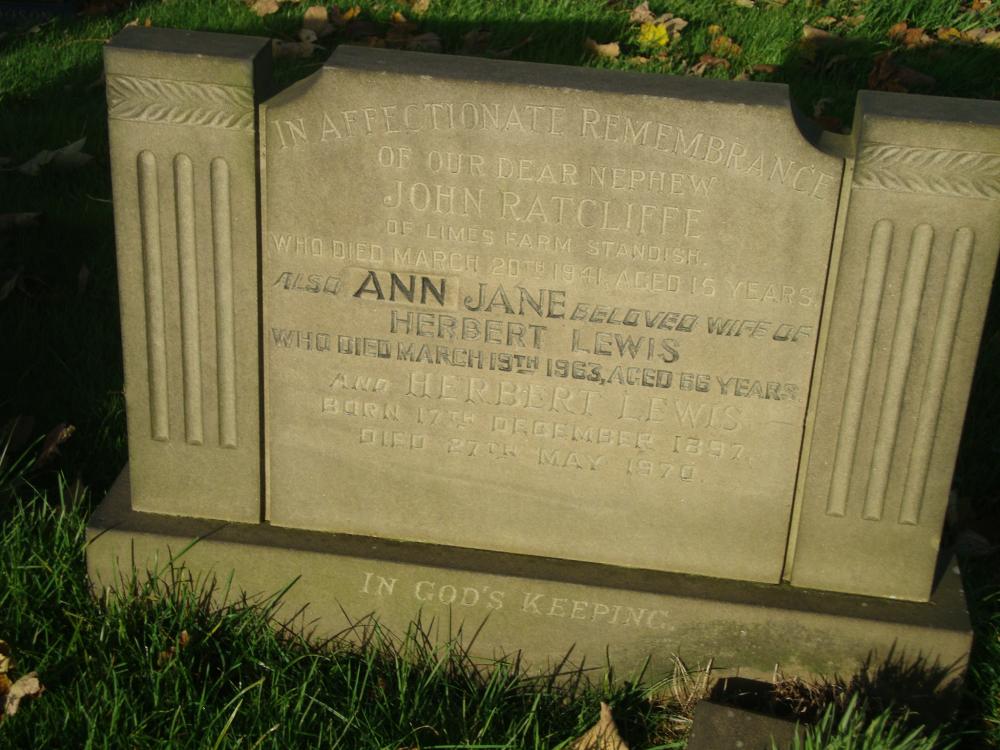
{"left": 1, "top": 0, "right": 998, "bottom": 746}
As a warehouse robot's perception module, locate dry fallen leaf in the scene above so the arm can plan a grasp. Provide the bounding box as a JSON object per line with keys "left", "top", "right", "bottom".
{"left": 331, "top": 4, "right": 361, "bottom": 25}
{"left": 18, "top": 138, "right": 93, "bottom": 177}
{"left": 868, "top": 51, "right": 935, "bottom": 92}
{"left": 690, "top": 53, "right": 730, "bottom": 76}
{"left": 887, "top": 21, "right": 908, "bottom": 40}
{"left": 751, "top": 63, "right": 781, "bottom": 74}
{"left": 408, "top": 0, "right": 431, "bottom": 15}
{"left": 37, "top": 423, "right": 75, "bottom": 467}
{"left": 733, "top": 0, "right": 756, "bottom": 7}
{"left": 629, "top": 1, "right": 655, "bottom": 24}
{"left": 584, "top": 38, "right": 621, "bottom": 59}
{"left": 570, "top": 702, "right": 629, "bottom": 750}
{"left": 248, "top": 0, "right": 280, "bottom": 16}
{"left": 814, "top": 15, "right": 838, "bottom": 28}
{"left": 802, "top": 24, "right": 835, "bottom": 43}
{"left": 4, "top": 673, "right": 42, "bottom": 717}
{"left": 903, "top": 26, "right": 933, "bottom": 47}
{"left": 302, "top": 5, "right": 334, "bottom": 37}
{"left": 710, "top": 34, "right": 742, "bottom": 56}
{"left": 936, "top": 26, "right": 963, "bottom": 42}
{"left": 157, "top": 630, "right": 191, "bottom": 668}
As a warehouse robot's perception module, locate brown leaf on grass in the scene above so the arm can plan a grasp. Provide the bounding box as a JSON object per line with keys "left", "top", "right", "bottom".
{"left": 628, "top": 2, "right": 686, "bottom": 33}
{"left": 302, "top": 5, "right": 334, "bottom": 37}
{"left": 584, "top": 38, "right": 621, "bottom": 58}
{"left": 690, "top": 53, "right": 730, "bottom": 75}
{"left": 408, "top": 0, "right": 431, "bottom": 15}
{"left": 18, "top": 138, "right": 93, "bottom": 177}
{"left": 248, "top": 0, "right": 280, "bottom": 16}
{"left": 814, "top": 15, "right": 838, "bottom": 28}
{"left": 868, "top": 51, "right": 935, "bottom": 92}
{"left": 460, "top": 28, "right": 492, "bottom": 55}
{"left": 802, "top": 25, "right": 837, "bottom": 43}
{"left": 570, "top": 702, "right": 629, "bottom": 750}
{"left": 629, "top": 1, "right": 655, "bottom": 24}
{"left": 733, "top": 0, "right": 756, "bottom": 7}
{"left": 0, "top": 213, "right": 41, "bottom": 232}
{"left": 663, "top": 16, "right": 688, "bottom": 34}
{"left": 971, "top": 0, "right": 991, "bottom": 9}
{"left": 37, "top": 423, "right": 75, "bottom": 467}
{"left": 157, "top": 630, "right": 191, "bottom": 668}
{"left": 888, "top": 21, "right": 933, "bottom": 47}
{"left": 841, "top": 14, "right": 865, "bottom": 26}
{"left": 903, "top": 26, "right": 933, "bottom": 47}
{"left": 887, "top": 21, "right": 908, "bottom": 40}
{"left": 981, "top": 30, "right": 1000, "bottom": 45}
{"left": 710, "top": 34, "right": 742, "bottom": 56}
{"left": 627, "top": 55, "right": 650, "bottom": 65}
{"left": 331, "top": 4, "right": 361, "bottom": 24}
{"left": 752, "top": 63, "right": 781, "bottom": 74}
{"left": 936, "top": 26, "right": 963, "bottom": 42}
{"left": 3, "top": 673, "right": 42, "bottom": 717}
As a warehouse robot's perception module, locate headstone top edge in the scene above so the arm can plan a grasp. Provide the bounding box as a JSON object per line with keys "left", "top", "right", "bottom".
{"left": 322, "top": 43, "right": 792, "bottom": 107}
{"left": 857, "top": 88, "right": 1000, "bottom": 128}
{"left": 107, "top": 26, "right": 271, "bottom": 60}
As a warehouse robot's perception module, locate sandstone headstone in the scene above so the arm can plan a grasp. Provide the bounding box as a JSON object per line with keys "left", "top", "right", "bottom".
{"left": 89, "top": 26, "right": 1000, "bottom": 685}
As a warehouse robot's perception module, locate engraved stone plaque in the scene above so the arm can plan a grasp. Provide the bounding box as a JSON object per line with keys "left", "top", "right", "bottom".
{"left": 91, "top": 27, "right": 1000, "bottom": 685}
{"left": 262, "top": 48, "right": 842, "bottom": 584}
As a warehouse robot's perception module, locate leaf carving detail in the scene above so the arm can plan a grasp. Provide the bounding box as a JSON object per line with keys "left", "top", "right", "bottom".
{"left": 854, "top": 143, "right": 1000, "bottom": 200}
{"left": 107, "top": 75, "right": 253, "bottom": 131}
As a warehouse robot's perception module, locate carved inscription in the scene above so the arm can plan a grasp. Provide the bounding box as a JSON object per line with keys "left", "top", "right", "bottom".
{"left": 263, "top": 59, "right": 843, "bottom": 582}
{"left": 357, "top": 570, "right": 672, "bottom": 631}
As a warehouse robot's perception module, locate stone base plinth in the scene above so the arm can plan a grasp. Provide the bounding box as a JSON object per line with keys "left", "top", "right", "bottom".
{"left": 87, "top": 467, "right": 973, "bottom": 687}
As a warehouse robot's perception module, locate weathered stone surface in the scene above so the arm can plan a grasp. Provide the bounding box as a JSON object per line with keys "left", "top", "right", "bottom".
{"left": 686, "top": 702, "right": 802, "bottom": 750}
{"left": 96, "top": 29, "right": 1000, "bottom": 682}
{"left": 105, "top": 28, "right": 271, "bottom": 523}
{"left": 789, "top": 93, "right": 1000, "bottom": 601}
{"left": 87, "top": 466, "right": 973, "bottom": 686}
{"left": 262, "top": 47, "right": 842, "bottom": 584}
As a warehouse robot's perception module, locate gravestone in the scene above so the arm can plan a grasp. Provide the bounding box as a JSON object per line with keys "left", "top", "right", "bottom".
{"left": 88, "top": 26, "right": 1000, "bottom": 685}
